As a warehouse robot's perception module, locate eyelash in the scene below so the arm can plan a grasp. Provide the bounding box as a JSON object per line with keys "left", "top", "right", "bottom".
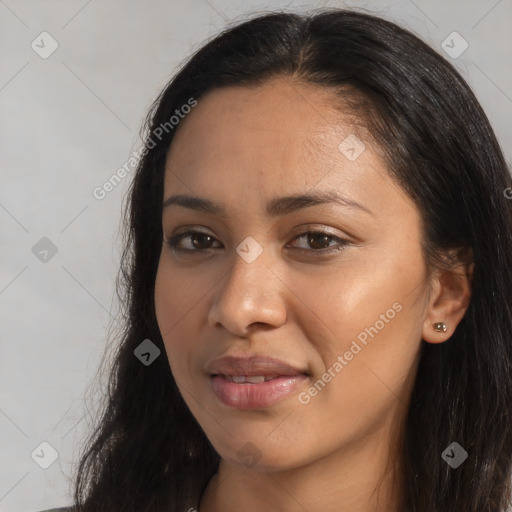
{"left": 165, "top": 229, "right": 350, "bottom": 256}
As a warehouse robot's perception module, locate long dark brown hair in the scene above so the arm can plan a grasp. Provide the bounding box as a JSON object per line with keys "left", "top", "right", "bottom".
{"left": 70, "top": 8, "right": 512, "bottom": 512}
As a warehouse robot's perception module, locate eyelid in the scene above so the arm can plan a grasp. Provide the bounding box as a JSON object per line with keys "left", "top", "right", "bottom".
{"left": 290, "top": 223, "right": 345, "bottom": 239}
{"left": 169, "top": 223, "right": 349, "bottom": 240}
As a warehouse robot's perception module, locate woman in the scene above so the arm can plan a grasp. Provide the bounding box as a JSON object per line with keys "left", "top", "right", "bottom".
{"left": 41, "top": 7, "right": 512, "bottom": 512}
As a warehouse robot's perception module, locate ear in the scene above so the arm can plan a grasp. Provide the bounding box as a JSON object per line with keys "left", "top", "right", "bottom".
{"left": 422, "top": 247, "right": 474, "bottom": 344}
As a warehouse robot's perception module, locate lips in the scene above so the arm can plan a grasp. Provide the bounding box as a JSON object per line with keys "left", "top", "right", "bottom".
{"left": 206, "top": 355, "right": 310, "bottom": 409}
{"left": 206, "top": 355, "right": 309, "bottom": 378}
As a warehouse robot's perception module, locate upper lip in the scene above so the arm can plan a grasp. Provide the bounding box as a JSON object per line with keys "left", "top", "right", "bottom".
{"left": 206, "top": 355, "right": 309, "bottom": 377}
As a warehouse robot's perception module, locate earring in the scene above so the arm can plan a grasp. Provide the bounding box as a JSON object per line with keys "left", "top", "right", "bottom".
{"left": 433, "top": 322, "right": 447, "bottom": 332}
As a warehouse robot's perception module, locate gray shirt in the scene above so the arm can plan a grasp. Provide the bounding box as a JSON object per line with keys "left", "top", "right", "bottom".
{"left": 35, "top": 508, "right": 71, "bottom": 512}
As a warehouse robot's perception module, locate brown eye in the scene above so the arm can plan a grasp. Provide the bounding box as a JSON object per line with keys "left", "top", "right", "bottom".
{"left": 288, "top": 231, "right": 349, "bottom": 253}
{"left": 167, "top": 231, "right": 221, "bottom": 252}
{"left": 166, "top": 229, "right": 350, "bottom": 255}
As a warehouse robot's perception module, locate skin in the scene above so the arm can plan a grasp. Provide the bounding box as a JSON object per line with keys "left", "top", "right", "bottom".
{"left": 154, "top": 76, "right": 473, "bottom": 512}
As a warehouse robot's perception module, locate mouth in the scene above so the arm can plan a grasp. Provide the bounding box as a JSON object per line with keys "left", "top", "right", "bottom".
{"left": 215, "top": 374, "right": 284, "bottom": 383}
{"left": 206, "top": 355, "right": 310, "bottom": 409}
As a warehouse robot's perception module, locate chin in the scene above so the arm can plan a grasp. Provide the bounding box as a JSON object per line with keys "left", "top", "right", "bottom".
{"left": 209, "top": 432, "right": 311, "bottom": 472}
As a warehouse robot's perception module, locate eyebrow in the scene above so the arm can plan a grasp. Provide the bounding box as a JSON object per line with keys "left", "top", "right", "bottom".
{"left": 162, "top": 191, "right": 373, "bottom": 217}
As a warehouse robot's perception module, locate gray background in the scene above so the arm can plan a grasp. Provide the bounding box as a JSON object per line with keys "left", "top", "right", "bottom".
{"left": 0, "top": 0, "right": 510, "bottom": 510}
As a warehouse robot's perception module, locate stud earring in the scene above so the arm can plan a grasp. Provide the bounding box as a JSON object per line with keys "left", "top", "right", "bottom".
{"left": 433, "top": 322, "right": 447, "bottom": 332}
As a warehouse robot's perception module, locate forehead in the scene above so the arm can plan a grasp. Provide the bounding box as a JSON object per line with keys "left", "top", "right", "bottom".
{"left": 162, "top": 77, "right": 408, "bottom": 218}
{"left": 167, "top": 77, "right": 368, "bottom": 165}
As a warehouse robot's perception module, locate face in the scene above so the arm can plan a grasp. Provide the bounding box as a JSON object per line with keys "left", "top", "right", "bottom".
{"left": 154, "top": 77, "right": 430, "bottom": 472}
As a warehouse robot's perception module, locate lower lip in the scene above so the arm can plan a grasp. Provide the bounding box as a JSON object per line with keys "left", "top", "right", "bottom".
{"left": 210, "top": 374, "right": 308, "bottom": 409}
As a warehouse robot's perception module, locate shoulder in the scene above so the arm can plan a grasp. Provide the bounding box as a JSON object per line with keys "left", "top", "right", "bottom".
{"left": 35, "top": 508, "right": 72, "bottom": 512}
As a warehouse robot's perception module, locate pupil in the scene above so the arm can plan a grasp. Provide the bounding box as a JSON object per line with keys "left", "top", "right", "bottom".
{"left": 193, "top": 233, "right": 211, "bottom": 248}
{"left": 310, "top": 233, "right": 329, "bottom": 249}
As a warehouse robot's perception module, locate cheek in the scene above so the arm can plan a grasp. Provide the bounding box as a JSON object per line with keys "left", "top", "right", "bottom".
{"left": 290, "top": 244, "right": 425, "bottom": 408}
{"left": 154, "top": 255, "right": 207, "bottom": 370}
{"left": 154, "top": 252, "right": 209, "bottom": 331}
{"left": 154, "top": 261, "right": 177, "bottom": 346}
{"left": 290, "top": 247, "right": 425, "bottom": 354}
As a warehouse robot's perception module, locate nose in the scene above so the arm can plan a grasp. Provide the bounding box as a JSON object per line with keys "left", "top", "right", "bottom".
{"left": 207, "top": 244, "right": 287, "bottom": 336}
